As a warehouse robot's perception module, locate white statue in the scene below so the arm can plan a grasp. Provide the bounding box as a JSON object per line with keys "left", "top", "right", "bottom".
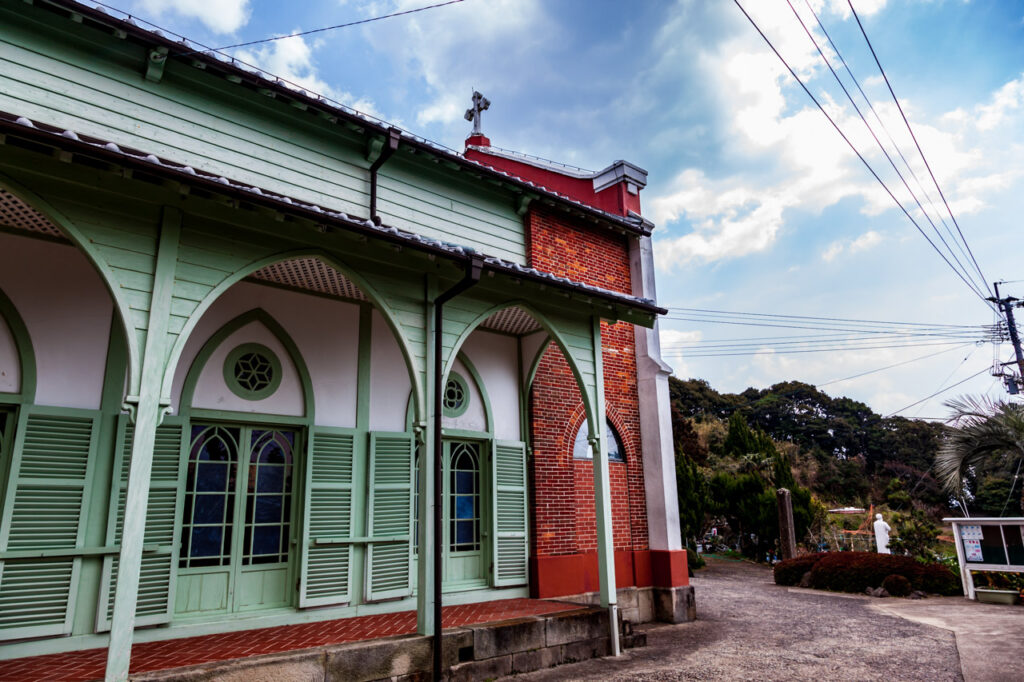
{"left": 873, "top": 513, "right": 891, "bottom": 554}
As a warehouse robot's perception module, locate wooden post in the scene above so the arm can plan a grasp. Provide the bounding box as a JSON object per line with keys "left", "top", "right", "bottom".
{"left": 777, "top": 488, "right": 797, "bottom": 561}
{"left": 590, "top": 317, "right": 620, "bottom": 657}
{"left": 106, "top": 208, "right": 180, "bottom": 682}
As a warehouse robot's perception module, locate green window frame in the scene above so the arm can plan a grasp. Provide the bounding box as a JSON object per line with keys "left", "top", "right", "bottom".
{"left": 223, "top": 343, "right": 283, "bottom": 401}
{"left": 442, "top": 372, "right": 470, "bottom": 418}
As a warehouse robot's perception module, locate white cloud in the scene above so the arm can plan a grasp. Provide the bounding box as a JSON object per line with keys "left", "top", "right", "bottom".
{"left": 976, "top": 74, "right": 1024, "bottom": 131}
{"left": 821, "top": 230, "right": 883, "bottom": 262}
{"left": 646, "top": 7, "right": 1024, "bottom": 273}
{"left": 237, "top": 35, "right": 385, "bottom": 120}
{"left": 133, "top": 0, "right": 250, "bottom": 34}
{"left": 822, "top": 241, "right": 845, "bottom": 262}
{"left": 357, "top": 0, "right": 548, "bottom": 133}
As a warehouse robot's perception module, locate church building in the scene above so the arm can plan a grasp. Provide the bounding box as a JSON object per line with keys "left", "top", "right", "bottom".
{"left": 0, "top": 1, "right": 690, "bottom": 679}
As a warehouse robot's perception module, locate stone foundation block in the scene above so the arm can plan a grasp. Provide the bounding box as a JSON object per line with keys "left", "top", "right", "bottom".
{"left": 442, "top": 628, "right": 475, "bottom": 668}
{"left": 469, "top": 616, "right": 546, "bottom": 659}
{"left": 511, "top": 646, "right": 562, "bottom": 674}
{"left": 325, "top": 634, "right": 431, "bottom": 681}
{"left": 132, "top": 650, "right": 326, "bottom": 682}
{"left": 559, "top": 636, "right": 609, "bottom": 664}
{"left": 446, "top": 654, "right": 511, "bottom": 682}
{"left": 654, "top": 585, "right": 697, "bottom": 623}
{"left": 545, "top": 608, "right": 609, "bottom": 647}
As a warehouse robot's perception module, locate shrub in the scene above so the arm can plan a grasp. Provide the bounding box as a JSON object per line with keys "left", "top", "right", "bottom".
{"left": 806, "top": 552, "right": 960, "bottom": 595}
{"left": 774, "top": 552, "right": 827, "bottom": 586}
{"left": 882, "top": 574, "right": 912, "bottom": 597}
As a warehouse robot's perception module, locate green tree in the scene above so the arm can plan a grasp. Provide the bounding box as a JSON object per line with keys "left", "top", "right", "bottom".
{"left": 935, "top": 396, "right": 1024, "bottom": 513}
{"left": 889, "top": 509, "right": 941, "bottom": 560}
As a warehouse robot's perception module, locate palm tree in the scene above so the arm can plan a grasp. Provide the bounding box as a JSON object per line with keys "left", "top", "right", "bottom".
{"left": 935, "top": 396, "right": 1024, "bottom": 510}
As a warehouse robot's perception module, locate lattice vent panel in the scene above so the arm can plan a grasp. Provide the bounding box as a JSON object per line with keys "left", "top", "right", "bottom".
{"left": 479, "top": 306, "right": 541, "bottom": 335}
{"left": 0, "top": 189, "right": 63, "bottom": 238}
{"left": 250, "top": 258, "right": 367, "bottom": 302}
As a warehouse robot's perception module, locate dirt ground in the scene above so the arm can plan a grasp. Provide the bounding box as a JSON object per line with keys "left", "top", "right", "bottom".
{"left": 511, "top": 556, "right": 964, "bottom": 681}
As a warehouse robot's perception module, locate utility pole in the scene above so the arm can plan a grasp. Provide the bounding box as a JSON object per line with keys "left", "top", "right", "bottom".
{"left": 989, "top": 281, "right": 1024, "bottom": 394}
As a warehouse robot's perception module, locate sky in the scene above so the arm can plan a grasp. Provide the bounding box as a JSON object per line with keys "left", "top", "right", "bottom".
{"left": 115, "top": 0, "right": 1024, "bottom": 420}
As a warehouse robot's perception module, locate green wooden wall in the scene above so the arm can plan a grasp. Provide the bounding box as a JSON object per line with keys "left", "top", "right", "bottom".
{"left": 0, "top": 2, "right": 529, "bottom": 264}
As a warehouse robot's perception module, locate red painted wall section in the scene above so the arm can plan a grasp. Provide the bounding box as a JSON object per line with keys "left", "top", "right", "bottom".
{"left": 464, "top": 148, "right": 641, "bottom": 217}
{"left": 527, "top": 204, "right": 657, "bottom": 597}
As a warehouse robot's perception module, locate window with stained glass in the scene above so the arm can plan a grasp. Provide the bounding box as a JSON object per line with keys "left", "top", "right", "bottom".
{"left": 180, "top": 425, "right": 295, "bottom": 569}
{"left": 243, "top": 430, "right": 294, "bottom": 565}
{"left": 181, "top": 425, "right": 239, "bottom": 568}
{"left": 449, "top": 441, "right": 480, "bottom": 552}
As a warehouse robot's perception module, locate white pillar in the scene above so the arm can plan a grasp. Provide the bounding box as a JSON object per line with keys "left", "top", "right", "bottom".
{"left": 629, "top": 235, "right": 682, "bottom": 552}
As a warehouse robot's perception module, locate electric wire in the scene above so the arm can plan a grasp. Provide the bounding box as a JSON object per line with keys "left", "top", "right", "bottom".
{"left": 786, "top": 0, "right": 987, "bottom": 300}
{"left": 672, "top": 340, "right": 971, "bottom": 359}
{"left": 909, "top": 345, "right": 980, "bottom": 418}
{"left": 733, "top": 0, "right": 990, "bottom": 303}
{"left": 802, "top": 0, "right": 976, "bottom": 281}
{"left": 999, "top": 458, "right": 1023, "bottom": 517}
{"left": 847, "top": 0, "right": 992, "bottom": 298}
{"left": 210, "top": 0, "right": 468, "bottom": 52}
{"left": 665, "top": 307, "right": 988, "bottom": 329}
{"left": 884, "top": 366, "right": 991, "bottom": 417}
{"left": 815, "top": 343, "right": 974, "bottom": 388}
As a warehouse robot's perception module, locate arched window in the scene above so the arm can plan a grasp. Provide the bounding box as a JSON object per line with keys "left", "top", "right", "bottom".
{"left": 449, "top": 441, "right": 481, "bottom": 552}
{"left": 572, "top": 417, "right": 625, "bottom": 462}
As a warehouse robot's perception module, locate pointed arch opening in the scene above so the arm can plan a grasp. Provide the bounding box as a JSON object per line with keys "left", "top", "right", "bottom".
{"left": 165, "top": 253, "right": 421, "bottom": 430}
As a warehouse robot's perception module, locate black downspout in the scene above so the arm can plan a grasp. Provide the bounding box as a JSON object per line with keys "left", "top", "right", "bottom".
{"left": 432, "top": 254, "right": 485, "bottom": 681}
{"left": 369, "top": 127, "right": 402, "bottom": 225}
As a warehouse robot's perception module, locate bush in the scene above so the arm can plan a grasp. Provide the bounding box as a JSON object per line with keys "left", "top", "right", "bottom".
{"left": 882, "top": 574, "right": 912, "bottom": 597}
{"left": 773, "top": 552, "right": 827, "bottom": 586}
{"left": 807, "top": 552, "right": 960, "bottom": 595}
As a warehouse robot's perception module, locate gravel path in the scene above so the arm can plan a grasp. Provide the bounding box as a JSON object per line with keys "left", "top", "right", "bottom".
{"left": 511, "top": 557, "right": 963, "bottom": 681}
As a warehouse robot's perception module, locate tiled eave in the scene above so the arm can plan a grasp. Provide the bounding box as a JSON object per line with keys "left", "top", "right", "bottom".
{"left": 35, "top": 0, "right": 654, "bottom": 239}
{"left": 0, "top": 112, "right": 667, "bottom": 320}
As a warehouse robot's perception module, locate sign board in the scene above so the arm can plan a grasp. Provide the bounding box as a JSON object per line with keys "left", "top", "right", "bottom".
{"left": 945, "top": 518, "right": 1024, "bottom": 600}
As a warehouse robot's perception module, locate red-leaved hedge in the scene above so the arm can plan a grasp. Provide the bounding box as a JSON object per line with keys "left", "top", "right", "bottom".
{"left": 773, "top": 552, "right": 827, "bottom": 586}
{"left": 773, "top": 552, "right": 960, "bottom": 595}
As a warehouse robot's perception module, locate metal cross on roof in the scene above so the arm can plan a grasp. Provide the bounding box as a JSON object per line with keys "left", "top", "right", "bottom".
{"left": 464, "top": 90, "right": 490, "bottom": 136}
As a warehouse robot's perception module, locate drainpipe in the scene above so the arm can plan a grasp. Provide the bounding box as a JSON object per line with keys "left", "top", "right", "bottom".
{"left": 369, "top": 127, "right": 402, "bottom": 225}
{"left": 433, "top": 253, "right": 485, "bottom": 681}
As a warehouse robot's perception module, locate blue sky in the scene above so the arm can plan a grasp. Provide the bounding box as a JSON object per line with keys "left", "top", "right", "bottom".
{"left": 120, "top": 0, "right": 1024, "bottom": 419}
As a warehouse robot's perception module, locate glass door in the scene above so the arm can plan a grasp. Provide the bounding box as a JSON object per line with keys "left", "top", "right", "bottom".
{"left": 443, "top": 439, "right": 488, "bottom": 589}
{"left": 176, "top": 424, "right": 297, "bottom": 617}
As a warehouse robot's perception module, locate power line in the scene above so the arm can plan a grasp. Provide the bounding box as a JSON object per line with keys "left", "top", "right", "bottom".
{"left": 786, "top": 0, "right": 988, "bottom": 300}
{"left": 210, "top": 0, "right": 468, "bottom": 52}
{"left": 733, "top": 0, "right": 989, "bottom": 304}
{"left": 666, "top": 306, "right": 986, "bottom": 328}
{"left": 815, "top": 344, "right": 974, "bottom": 388}
{"left": 909, "top": 345, "right": 980, "bottom": 417}
{"left": 847, "top": 0, "right": 992, "bottom": 299}
{"left": 666, "top": 333, "right": 988, "bottom": 351}
{"left": 884, "top": 366, "right": 990, "bottom": 417}
{"left": 663, "top": 316, "right": 1000, "bottom": 339}
{"left": 802, "top": 0, "right": 976, "bottom": 284}
{"left": 670, "top": 340, "right": 971, "bottom": 359}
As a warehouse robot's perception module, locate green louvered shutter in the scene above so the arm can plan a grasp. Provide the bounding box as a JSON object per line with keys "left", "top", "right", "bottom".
{"left": 492, "top": 441, "right": 529, "bottom": 587}
{"left": 96, "top": 415, "right": 185, "bottom": 631}
{"left": 365, "top": 432, "right": 414, "bottom": 602}
{"left": 0, "top": 409, "right": 98, "bottom": 640}
{"left": 298, "top": 427, "right": 355, "bottom": 608}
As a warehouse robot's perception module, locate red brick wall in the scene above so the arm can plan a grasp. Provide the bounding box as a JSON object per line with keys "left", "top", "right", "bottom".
{"left": 527, "top": 206, "right": 648, "bottom": 581}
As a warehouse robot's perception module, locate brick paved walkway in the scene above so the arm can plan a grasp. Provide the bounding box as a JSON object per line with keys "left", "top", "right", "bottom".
{"left": 2, "top": 598, "right": 576, "bottom": 681}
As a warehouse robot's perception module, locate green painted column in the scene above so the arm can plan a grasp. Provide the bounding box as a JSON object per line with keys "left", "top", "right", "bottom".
{"left": 416, "top": 276, "right": 436, "bottom": 636}
{"left": 589, "top": 316, "right": 620, "bottom": 657}
{"left": 105, "top": 208, "right": 180, "bottom": 682}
